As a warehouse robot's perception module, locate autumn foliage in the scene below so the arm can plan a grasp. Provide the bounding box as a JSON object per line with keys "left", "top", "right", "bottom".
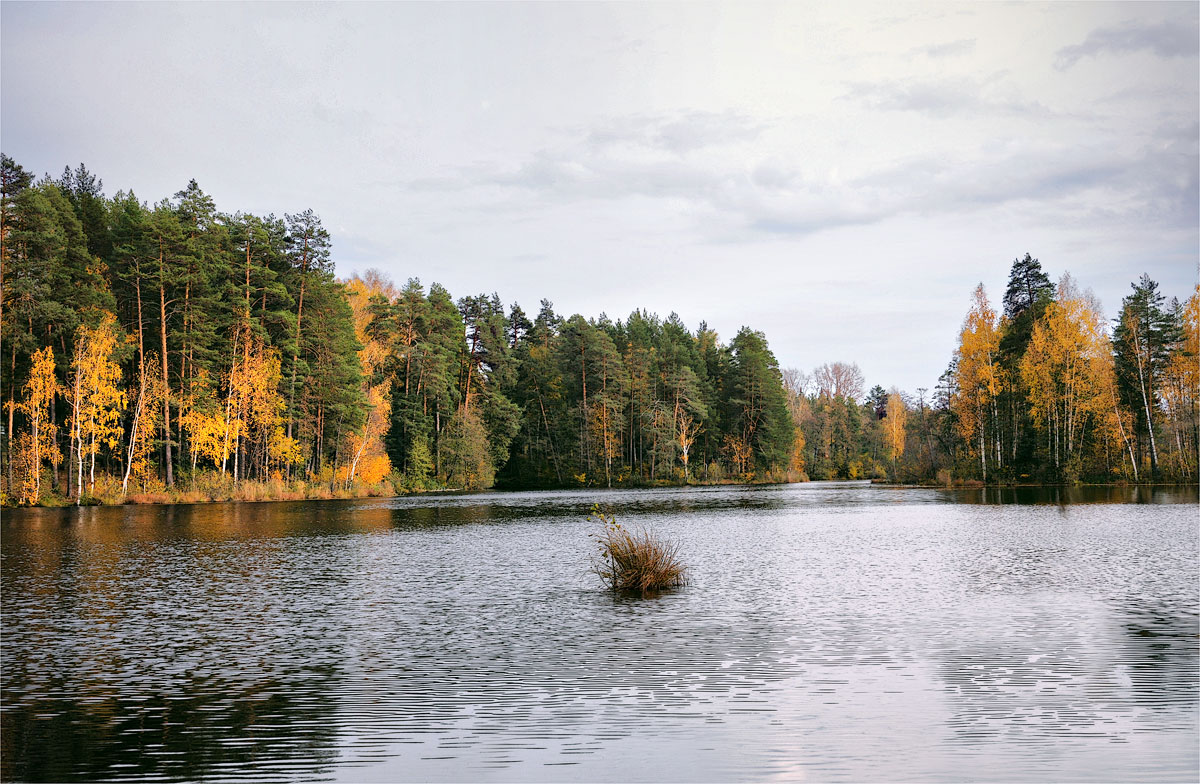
{"left": 2, "top": 154, "right": 1194, "bottom": 502}
{"left": 944, "top": 262, "right": 1197, "bottom": 483}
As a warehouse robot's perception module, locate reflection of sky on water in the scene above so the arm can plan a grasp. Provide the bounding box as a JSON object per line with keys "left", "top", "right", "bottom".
{"left": 2, "top": 483, "right": 1197, "bottom": 781}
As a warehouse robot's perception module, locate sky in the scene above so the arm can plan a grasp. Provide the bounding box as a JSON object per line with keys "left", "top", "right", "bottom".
{"left": 2, "top": 2, "right": 1197, "bottom": 395}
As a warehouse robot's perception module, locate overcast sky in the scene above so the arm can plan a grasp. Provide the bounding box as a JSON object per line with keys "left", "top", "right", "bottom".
{"left": 3, "top": 2, "right": 1197, "bottom": 395}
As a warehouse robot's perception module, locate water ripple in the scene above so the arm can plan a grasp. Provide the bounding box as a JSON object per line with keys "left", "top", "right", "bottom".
{"left": 2, "top": 483, "right": 1197, "bottom": 782}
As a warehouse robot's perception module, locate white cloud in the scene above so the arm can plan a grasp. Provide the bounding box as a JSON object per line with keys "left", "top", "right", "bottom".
{"left": 1056, "top": 19, "right": 1200, "bottom": 70}
{"left": 1, "top": 1, "right": 1196, "bottom": 394}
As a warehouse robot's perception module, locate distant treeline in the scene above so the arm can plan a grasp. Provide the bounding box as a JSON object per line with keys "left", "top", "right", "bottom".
{"left": 1, "top": 156, "right": 1195, "bottom": 505}
{"left": 788, "top": 256, "right": 1197, "bottom": 485}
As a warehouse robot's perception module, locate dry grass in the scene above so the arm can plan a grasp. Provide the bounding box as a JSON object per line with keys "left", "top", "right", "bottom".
{"left": 589, "top": 506, "right": 688, "bottom": 595}
{"left": 128, "top": 492, "right": 172, "bottom": 504}
{"left": 6, "top": 470, "right": 408, "bottom": 508}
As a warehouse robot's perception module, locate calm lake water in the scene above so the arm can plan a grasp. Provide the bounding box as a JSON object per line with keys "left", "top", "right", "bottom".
{"left": 2, "top": 482, "right": 1197, "bottom": 782}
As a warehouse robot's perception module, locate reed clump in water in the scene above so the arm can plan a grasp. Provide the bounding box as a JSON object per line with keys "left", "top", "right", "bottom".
{"left": 589, "top": 504, "right": 688, "bottom": 595}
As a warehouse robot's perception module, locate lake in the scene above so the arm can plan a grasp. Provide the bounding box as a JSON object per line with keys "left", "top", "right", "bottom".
{"left": 2, "top": 482, "right": 1197, "bottom": 782}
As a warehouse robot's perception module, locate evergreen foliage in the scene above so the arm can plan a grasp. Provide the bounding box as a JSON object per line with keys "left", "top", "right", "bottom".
{"left": 1, "top": 154, "right": 1194, "bottom": 503}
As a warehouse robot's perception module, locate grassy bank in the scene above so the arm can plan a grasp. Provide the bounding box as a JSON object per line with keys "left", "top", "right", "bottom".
{"left": 2, "top": 471, "right": 445, "bottom": 508}
{"left": 5, "top": 471, "right": 806, "bottom": 508}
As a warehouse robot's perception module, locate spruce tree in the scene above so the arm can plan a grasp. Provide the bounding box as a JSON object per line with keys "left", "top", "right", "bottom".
{"left": 1113, "top": 274, "right": 1178, "bottom": 477}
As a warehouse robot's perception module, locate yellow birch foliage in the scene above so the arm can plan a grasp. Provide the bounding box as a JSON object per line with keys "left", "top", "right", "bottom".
{"left": 1019, "top": 278, "right": 1111, "bottom": 471}
{"left": 722, "top": 433, "right": 753, "bottom": 477}
{"left": 1161, "top": 287, "right": 1199, "bottom": 475}
{"left": 343, "top": 380, "right": 392, "bottom": 484}
{"left": 952, "top": 284, "right": 1000, "bottom": 475}
{"left": 885, "top": 390, "right": 907, "bottom": 462}
{"left": 70, "top": 313, "right": 126, "bottom": 494}
{"left": 675, "top": 411, "right": 702, "bottom": 478}
{"left": 126, "top": 353, "right": 164, "bottom": 492}
{"left": 1169, "top": 287, "right": 1200, "bottom": 398}
{"left": 1093, "top": 347, "right": 1139, "bottom": 480}
{"left": 345, "top": 275, "right": 390, "bottom": 379}
{"left": 340, "top": 274, "right": 393, "bottom": 485}
{"left": 228, "top": 329, "right": 299, "bottom": 475}
{"left": 269, "top": 426, "right": 304, "bottom": 469}
{"left": 182, "top": 369, "right": 231, "bottom": 468}
{"left": 14, "top": 347, "right": 62, "bottom": 504}
{"left": 788, "top": 428, "right": 806, "bottom": 477}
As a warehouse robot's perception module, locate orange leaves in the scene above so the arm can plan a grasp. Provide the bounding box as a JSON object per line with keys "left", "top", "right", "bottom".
{"left": 345, "top": 380, "right": 392, "bottom": 485}
{"left": 1018, "top": 277, "right": 1114, "bottom": 469}
{"left": 953, "top": 284, "right": 1001, "bottom": 455}
{"left": 722, "top": 433, "right": 754, "bottom": 478}
{"left": 124, "top": 353, "right": 164, "bottom": 493}
{"left": 342, "top": 274, "right": 394, "bottom": 487}
{"left": 70, "top": 312, "right": 126, "bottom": 496}
{"left": 183, "top": 327, "right": 296, "bottom": 474}
{"left": 268, "top": 427, "right": 303, "bottom": 468}
{"left": 885, "top": 391, "right": 907, "bottom": 462}
{"left": 181, "top": 403, "right": 230, "bottom": 467}
{"left": 13, "top": 346, "right": 61, "bottom": 504}
{"left": 1163, "top": 288, "right": 1199, "bottom": 418}
{"left": 339, "top": 453, "right": 391, "bottom": 486}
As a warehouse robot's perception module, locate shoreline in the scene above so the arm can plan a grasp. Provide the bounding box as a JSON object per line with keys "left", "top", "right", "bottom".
{"left": 871, "top": 479, "right": 1197, "bottom": 489}
{"left": 1, "top": 476, "right": 792, "bottom": 510}
{"left": 5, "top": 476, "right": 1196, "bottom": 511}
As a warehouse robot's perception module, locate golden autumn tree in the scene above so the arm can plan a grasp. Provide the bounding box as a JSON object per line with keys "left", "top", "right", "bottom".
{"left": 1161, "top": 287, "right": 1199, "bottom": 479}
{"left": 228, "top": 326, "right": 296, "bottom": 480}
{"left": 181, "top": 368, "right": 231, "bottom": 471}
{"left": 1019, "top": 276, "right": 1112, "bottom": 479}
{"left": 12, "top": 347, "right": 61, "bottom": 504}
{"left": 885, "top": 389, "right": 907, "bottom": 476}
{"left": 254, "top": 349, "right": 299, "bottom": 478}
{"left": 69, "top": 313, "right": 126, "bottom": 501}
{"left": 675, "top": 411, "right": 702, "bottom": 482}
{"left": 722, "top": 433, "right": 753, "bottom": 478}
{"left": 123, "top": 351, "right": 165, "bottom": 494}
{"left": 1093, "top": 347, "right": 1140, "bottom": 481}
{"left": 341, "top": 273, "right": 393, "bottom": 487}
{"left": 588, "top": 397, "right": 623, "bottom": 487}
{"left": 345, "top": 380, "right": 392, "bottom": 485}
{"left": 183, "top": 322, "right": 299, "bottom": 480}
{"left": 952, "top": 284, "right": 1001, "bottom": 481}
{"left": 781, "top": 367, "right": 808, "bottom": 480}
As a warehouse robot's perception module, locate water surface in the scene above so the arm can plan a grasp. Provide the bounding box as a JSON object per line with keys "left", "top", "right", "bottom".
{"left": 2, "top": 482, "right": 1197, "bottom": 781}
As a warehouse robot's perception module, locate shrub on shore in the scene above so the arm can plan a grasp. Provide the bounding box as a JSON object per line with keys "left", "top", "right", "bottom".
{"left": 5, "top": 470, "right": 421, "bottom": 507}
{"left": 589, "top": 505, "right": 687, "bottom": 595}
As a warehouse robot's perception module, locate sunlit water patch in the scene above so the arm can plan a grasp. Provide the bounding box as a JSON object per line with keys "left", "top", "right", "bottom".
{"left": 2, "top": 482, "right": 1196, "bottom": 781}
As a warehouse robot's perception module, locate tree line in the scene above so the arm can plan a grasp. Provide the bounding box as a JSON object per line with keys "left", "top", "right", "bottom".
{"left": 940, "top": 256, "right": 1196, "bottom": 483}
{"left": 782, "top": 255, "right": 1197, "bottom": 485}
{"left": 2, "top": 156, "right": 1194, "bottom": 506}
{"left": 0, "top": 156, "right": 800, "bottom": 505}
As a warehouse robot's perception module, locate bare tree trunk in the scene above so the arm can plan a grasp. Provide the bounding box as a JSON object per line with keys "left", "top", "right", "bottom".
{"left": 122, "top": 377, "right": 146, "bottom": 494}
{"left": 159, "top": 244, "right": 174, "bottom": 487}
{"left": 287, "top": 238, "right": 310, "bottom": 442}
{"left": 89, "top": 429, "right": 96, "bottom": 492}
{"left": 6, "top": 388, "right": 14, "bottom": 494}
{"left": 536, "top": 387, "right": 562, "bottom": 484}
{"left": 1135, "top": 358, "right": 1158, "bottom": 476}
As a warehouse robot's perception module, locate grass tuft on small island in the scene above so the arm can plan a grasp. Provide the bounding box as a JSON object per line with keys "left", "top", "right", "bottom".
{"left": 589, "top": 504, "right": 687, "bottom": 595}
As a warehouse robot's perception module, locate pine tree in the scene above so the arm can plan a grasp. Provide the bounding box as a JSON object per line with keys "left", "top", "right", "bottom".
{"left": 1113, "top": 274, "right": 1178, "bottom": 478}
{"left": 998, "top": 253, "right": 1055, "bottom": 476}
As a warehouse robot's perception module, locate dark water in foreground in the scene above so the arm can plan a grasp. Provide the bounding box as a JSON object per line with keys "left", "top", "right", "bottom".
{"left": 2, "top": 482, "right": 1197, "bottom": 782}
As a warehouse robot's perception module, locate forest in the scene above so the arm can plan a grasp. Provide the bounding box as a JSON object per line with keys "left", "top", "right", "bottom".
{"left": 1, "top": 155, "right": 1196, "bottom": 506}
